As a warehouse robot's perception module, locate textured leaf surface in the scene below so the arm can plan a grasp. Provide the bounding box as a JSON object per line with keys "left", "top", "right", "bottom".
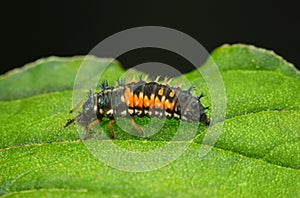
{"left": 1, "top": 44, "right": 299, "bottom": 197}
{"left": 0, "top": 56, "right": 121, "bottom": 100}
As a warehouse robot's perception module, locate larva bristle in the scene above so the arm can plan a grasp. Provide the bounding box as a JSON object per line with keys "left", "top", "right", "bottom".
{"left": 166, "top": 78, "right": 172, "bottom": 85}
{"left": 162, "top": 76, "right": 170, "bottom": 85}
{"left": 154, "top": 75, "right": 161, "bottom": 82}
{"left": 143, "top": 74, "right": 149, "bottom": 81}
{"left": 187, "top": 86, "right": 194, "bottom": 92}
{"left": 117, "top": 78, "right": 126, "bottom": 86}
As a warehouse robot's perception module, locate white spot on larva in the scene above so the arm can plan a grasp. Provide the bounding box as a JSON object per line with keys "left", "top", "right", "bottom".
{"left": 128, "top": 109, "right": 134, "bottom": 115}
{"left": 121, "top": 95, "right": 125, "bottom": 102}
{"left": 106, "top": 109, "right": 113, "bottom": 115}
{"left": 121, "top": 110, "right": 127, "bottom": 116}
{"left": 174, "top": 113, "right": 180, "bottom": 118}
{"left": 137, "top": 110, "right": 143, "bottom": 115}
{"left": 165, "top": 112, "right": 171, "bottom": 117}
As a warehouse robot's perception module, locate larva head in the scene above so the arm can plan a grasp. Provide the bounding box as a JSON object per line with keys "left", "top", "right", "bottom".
{"left": 76, "top": 91, "right": 98, "bottom": 126}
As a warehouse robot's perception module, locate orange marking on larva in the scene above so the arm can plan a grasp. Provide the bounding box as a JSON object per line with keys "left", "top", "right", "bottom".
{"left": 124, "top": 87, "right": 134, "bottom": 107}
{"left": 138, "top": 92, "right": 144, "bottom": 108}
{"left": 154, "top": 96, "right": 164, "bottom": 109}
{"left": 165, "top": 99, "right": 175, "bottom": 110}
{"left": 158, "top": 88, "right": 164, "bottom": 96}
{"left": 128, "top": 94, "right": 134, "bottom": 107}
{"left": 161, "top": 95, "right": 166, "bottom": 103}
{"left": 146, "top": 94, "right": 155, "bottom": 108}
{"left": 144, "top": 95, "right": 150, "bottom": 107}
{"left": 169, "top": 90, "right": 175, "bottom": 98}
{"left": 134, "top": 94, "right": 139, "bottom": 106}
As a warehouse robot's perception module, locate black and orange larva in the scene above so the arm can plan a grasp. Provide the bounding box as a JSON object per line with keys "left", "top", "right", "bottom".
{"left": 63, "top": 77, "right": 210, "bottom": 139}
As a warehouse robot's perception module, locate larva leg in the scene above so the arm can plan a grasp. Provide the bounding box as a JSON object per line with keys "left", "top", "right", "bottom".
{"left": 130, "top": 116, "right": 144, "bottom": 136}
{"left": 62, "top": 118, "right": 75, "bottom": 128}
{"left": 84, "top": 119, "right": 100, "bottom": 140}
{"left": 108, "top": 119, "right": 116, "bottom": 138}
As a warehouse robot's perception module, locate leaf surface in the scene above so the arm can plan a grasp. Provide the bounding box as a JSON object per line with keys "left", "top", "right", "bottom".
{"left": 1, "top": 44, "right": 299, "bottom": 197}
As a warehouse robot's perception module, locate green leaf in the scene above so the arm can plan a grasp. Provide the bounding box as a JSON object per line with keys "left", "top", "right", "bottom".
{"left": 0, "top": 56, "right": 122, "bottom": 101}
{"left": 1, "top": 44, "right": 299, "bottom": 197}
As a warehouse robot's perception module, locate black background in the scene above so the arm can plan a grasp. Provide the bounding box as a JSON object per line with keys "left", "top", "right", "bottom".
{"left": 1, "top": 1, "right": 299, "bottom": 74}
